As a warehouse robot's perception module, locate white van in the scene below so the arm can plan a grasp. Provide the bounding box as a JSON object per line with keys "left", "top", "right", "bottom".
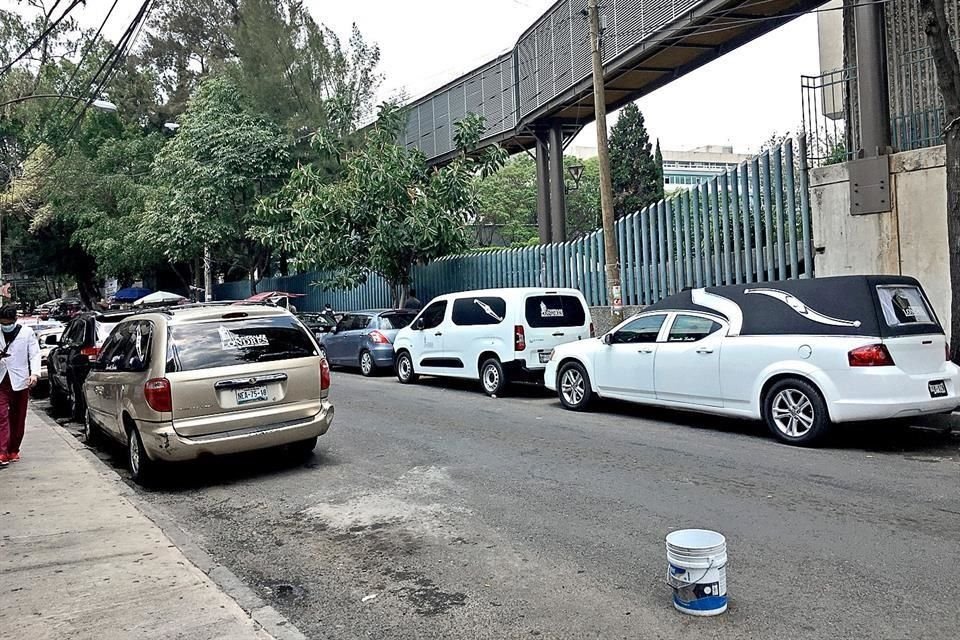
{"left": 393, "top": 287, "right": 593, "bottom": 396}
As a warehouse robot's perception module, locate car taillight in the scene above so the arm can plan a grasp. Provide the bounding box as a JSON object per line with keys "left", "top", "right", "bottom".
{"left": 369, "top": 330, "right": 391, "bottom": 344}
{"left": 80, "top": 346, "right": 100, "bottom": 361}
{"left": 514, "top": 325, "right": 526, "bottom": 351}
{"left": 590, "top": 322, "right": 595, "bottom": 338}
{"left": 320, "top": 356, "right": 331, "bottom": 391}
{"left": 144, "top": 378, "right": 172, "bottom": 412}
{"left": 848, "top": 344, "right": 895, "bottom": 367}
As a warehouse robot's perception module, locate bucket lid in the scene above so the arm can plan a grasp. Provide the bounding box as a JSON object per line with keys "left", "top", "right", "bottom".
{"left": 666, "top": 529, "right": 726, "bottom": 552}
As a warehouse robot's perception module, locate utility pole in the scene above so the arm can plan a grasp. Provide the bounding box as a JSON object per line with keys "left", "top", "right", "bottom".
{"left": 587, "top": 0, "right": 622, "bottom": 321}
{"left": 203, "top": 244, "right": 213, "bottom": 302}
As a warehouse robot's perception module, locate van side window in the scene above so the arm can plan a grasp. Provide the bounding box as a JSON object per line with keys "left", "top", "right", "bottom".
{"left": 452, "top": 297, "right": 506, "bottom": 326}
{"left": 119, "top": 321, "right": 153, "bottom": 371}
{"left": 876, "top": 286, "right": 936, "bottom": 327}
{"left": 613, "top": 315, "right": 665, "bottom": 344}
{"left": 419, "top": 301, "right": 447, "bottom": 330}
{"left": 667, "top": 315, "right": 722, "bottom": 342}
{"left": 524, "top": 295, "right": 587, "bottom": 328}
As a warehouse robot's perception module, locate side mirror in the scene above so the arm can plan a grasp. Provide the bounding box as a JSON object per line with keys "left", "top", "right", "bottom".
{"left": 602, "top": 333, "right": 614, "bottom": 345}
{"left": 414, "top": 318, "right": 425, "bottom": 331}
{"left": 44, "top": 335, "right": 59, "bottom": 346}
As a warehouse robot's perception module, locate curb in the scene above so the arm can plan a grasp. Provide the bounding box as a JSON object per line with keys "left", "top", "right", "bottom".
{"left": 34, "top": 408, "right": 307, "bottom": 640}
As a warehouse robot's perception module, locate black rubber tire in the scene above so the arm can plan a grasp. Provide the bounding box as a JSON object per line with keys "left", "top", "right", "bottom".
{"left": 395, "top": 351, "right": 418, "bottom": 384}
{"left": 479, "top": 358, "right": 507, "bottom": 397}
{"left": 82, "top": 410, "right": 101, "bottom": 447}
{"left": 290, "top": 436, "right": 318, "bottom": 457}
{"left": 359, "top": 350, "right": 377, "bottom": 377}
{"left": 127, "top": 426, "right": 158, "bottom": 486}
{"left": 49, "top": 380, "right": 69, "bottom": 416}
{"left": 556, "top": 361, "right": 594, "bottom": 411}
{"left": 762, "top": 378, "right": 831, "bottom": 446}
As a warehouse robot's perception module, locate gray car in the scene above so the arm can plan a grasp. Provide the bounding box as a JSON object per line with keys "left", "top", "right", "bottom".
{"left": 319, "top": 309, "right": 417, "bottom": 376}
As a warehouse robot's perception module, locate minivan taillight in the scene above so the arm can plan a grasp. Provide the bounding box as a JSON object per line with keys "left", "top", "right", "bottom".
{"left": 368, "top": 330, "right": 391, "bottom": 344}
{"left": 80, "top": 346, "right": 100, "bottom": 361}
{"left": 144, "top": 378, "right": 172, "bottom": 412}
{"left": 514, "top": 325, "right": 526, "bottom": 351}
{"left": 848, "top": 344, "right": 895, "bottom": 367}
{"left": 320, "top": 356, "right": 331, "bottom": 391}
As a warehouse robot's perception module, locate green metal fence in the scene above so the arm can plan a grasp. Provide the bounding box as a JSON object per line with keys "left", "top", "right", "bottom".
{"left": 215, "top": 137, "right": 813, "bottom": 311}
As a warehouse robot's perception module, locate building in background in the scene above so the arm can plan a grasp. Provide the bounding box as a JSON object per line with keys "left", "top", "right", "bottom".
{"left": 661, "top": 145, "right": 752, "bottom": 189}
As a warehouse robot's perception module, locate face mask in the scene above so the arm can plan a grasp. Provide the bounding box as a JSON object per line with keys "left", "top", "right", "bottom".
{"left": 1, "top": 324, "right": 17, "bottom": 333}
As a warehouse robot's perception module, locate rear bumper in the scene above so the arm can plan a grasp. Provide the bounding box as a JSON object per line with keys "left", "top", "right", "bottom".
{"left": 138, "top": 400, "right": 334, "bottom": 462}
{"left": 823, "top": 366, "right": 960, "bottom": 422}
{"left": 370, "top": 345, "right": 396, "bottom": 367}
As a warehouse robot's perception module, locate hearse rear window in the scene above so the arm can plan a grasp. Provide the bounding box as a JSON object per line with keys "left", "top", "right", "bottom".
{"left": 524, "top": 295, "right": 586, "bottom": 328}
{"left": 452, "top": 297, "right": 506, "bottom": 326}
{"left": 876, "top": 286, "right": 936, "bottom": 327}
{"left": 167, "top": 316, "right": 317, "bottom": 372}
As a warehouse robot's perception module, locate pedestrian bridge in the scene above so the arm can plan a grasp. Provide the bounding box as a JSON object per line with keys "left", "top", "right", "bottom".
{"left": 404, "top": 0, "right": 825, "bottom": 165}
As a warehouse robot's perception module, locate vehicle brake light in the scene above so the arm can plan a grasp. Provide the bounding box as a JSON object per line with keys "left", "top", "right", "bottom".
{"left": 590, "top": 322, "right": 595, "bottom": 338}
{"left": 144, "top": 378, "right": 172, "bottom": 412}
{"left": 848, "top": 344, "right": 895, "bottom": 367}
{"left": 369, "top": 330, "right": 391, "bottom": 345}
{"left": 320, "top": 356, "right": 331, "bottom": 391}
{"left": 80, "top": 346, "right": 100, "bottom": 361}
{"left": 514, "top": 325, "right": 526, "bottom": 351}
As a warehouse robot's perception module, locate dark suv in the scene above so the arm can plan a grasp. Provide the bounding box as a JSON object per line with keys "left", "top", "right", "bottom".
{"left": 48, "top": 310, "right": 136, "bottom": 420}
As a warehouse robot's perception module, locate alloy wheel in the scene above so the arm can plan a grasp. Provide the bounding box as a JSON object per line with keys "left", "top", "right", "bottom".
{"left": 771, "top": 388, "right": 815, "bottom": 438}
{"left": 128, "top": 432, "right": 141, "bottom": 476}
{"left": 361, "top": 352, "right": 373, "bottom": 375}
{"left": 560, "top": 368, "right": 585, "bottom": 406}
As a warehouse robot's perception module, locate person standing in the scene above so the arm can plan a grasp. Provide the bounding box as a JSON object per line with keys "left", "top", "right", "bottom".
{"left": 403, "top": 289, "right": 423, "bottom": 311}
{"left": 0, "top": 304, "right": 40, "bottom": 467}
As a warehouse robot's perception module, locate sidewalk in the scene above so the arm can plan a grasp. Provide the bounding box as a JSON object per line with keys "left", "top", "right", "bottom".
{"left": 0, "top": 408, "right": 278, "bottom": 640}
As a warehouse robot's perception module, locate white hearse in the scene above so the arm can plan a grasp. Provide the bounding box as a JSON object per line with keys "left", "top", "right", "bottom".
{"left": 545, "top": 275, "right": 959, "bottom": 445}
{"left": 394, "top": 287, "right": 592, "bottom": 396}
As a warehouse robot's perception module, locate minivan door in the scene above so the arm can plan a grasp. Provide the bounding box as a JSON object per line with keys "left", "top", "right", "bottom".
{"left": 521, "top": 292, "right": 590, "bottom": 367}
{"left": 413, "top": 301, "right": 448, "bottom": 371}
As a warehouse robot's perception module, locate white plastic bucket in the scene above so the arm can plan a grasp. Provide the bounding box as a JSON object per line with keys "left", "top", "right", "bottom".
{"left": 665, "top": 529, "right": 728, "bottom": 616}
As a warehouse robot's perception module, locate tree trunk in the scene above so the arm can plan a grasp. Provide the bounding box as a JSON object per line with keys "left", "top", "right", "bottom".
{"left": 920, "top": 0, "right": 960, "bottom": 359}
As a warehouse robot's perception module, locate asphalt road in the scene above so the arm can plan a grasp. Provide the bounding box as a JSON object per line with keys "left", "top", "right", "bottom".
{"left": 46, "top": 371, "right": 960, "bottom": 640}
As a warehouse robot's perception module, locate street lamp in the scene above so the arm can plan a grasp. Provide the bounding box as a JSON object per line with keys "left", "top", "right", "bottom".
{"left": 566, "top": 162, "right": 585, "bottom": 193}
{"left": 163, "top": 122, "right": 180, "bottom": 132}
{"left": 0, "top": 93, "right": 118, "bottom": 111}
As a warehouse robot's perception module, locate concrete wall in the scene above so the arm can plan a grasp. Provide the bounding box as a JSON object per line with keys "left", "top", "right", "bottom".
{"left": 589, "top": 306, "right": 644, "bottom": 336}
{"left": 809, "top": 146, "right": 951, "bottom": 330}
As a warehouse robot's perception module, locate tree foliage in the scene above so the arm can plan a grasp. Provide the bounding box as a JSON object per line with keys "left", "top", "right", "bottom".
{"left": 609, "top": 103, "right": 664, "bottom": 218}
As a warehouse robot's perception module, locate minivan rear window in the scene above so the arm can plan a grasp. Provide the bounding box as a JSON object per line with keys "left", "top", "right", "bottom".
{"left": 167, "top": 316, "right": 318, "bottom": 372}
{"left": 524, "top": 295, "right": 587, "bottom": 328}
{"left": 452, "top": 296, "right": 506, "bottom": 325}
{"left": 876, "top": 285, "right": 937, "bottom": 328}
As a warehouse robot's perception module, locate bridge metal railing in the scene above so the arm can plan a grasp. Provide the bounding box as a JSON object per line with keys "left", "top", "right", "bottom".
{"left": 215, "top": 137, "right": 813, "bottom": 311}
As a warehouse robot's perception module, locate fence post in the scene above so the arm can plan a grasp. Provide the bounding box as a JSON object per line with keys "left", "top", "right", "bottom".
{"left": 797, "top": 134, "right": 814, "bottom": 277}
{"left": 772, "top": 145, "right": 787, "bottom": 280}
{"left": 761, "top": 151, "right": 775, "bottom": 281}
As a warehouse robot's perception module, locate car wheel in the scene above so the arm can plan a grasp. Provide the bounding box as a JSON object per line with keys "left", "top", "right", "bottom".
{"left": 763, "top": 378, "right": 831, "bottom": 446}
{"left": 127, "top": 426, "right": 157, "bottom": 486}
{"left": 360, "top": 350, "right": 377, "bottom": 377}
{"left": 480, "top": 358, "right": 507, "bottom": 397}
{"left": 557, "top": 361, "right": 594, "bottom": 411}
{"left": 396, "top": 351, "right": 418, "bottom": 384}
{"left": 82, "top": 410, "right": 101, "bottom": 447}
{"left": 49, "top": 381, "right": 69, "bottom": 416}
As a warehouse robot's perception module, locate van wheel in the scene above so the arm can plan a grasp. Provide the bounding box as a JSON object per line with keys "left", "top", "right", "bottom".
{"left": 396, "top": 351, "right": 418, "bottom": 384}
{"left": 557, "top": 362, "right": 594, "bottom": 411}
{"left": 480, "top": 358, "right": 506, "bottom": 397}
{"left": 763, "top": 378, "right": 831, "bottom": 446}
{"left": 128, "top": 426, "right": 158, "bottom": 486}
{"left": 82, "top": 410, "right": 101, "bottom": 447}
{"left": 360, "top": 350, "right": 377, "bottom": 377}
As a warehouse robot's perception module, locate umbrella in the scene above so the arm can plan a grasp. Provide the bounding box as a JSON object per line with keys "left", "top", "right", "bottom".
{"left": 133, "top": 291, "right": 187, "bottom": 307}
{"left": 114, "top": 287, "right": 152, "bottom": 303}
{"left": 243, "top": 291, "right": 306, "bottom": 303}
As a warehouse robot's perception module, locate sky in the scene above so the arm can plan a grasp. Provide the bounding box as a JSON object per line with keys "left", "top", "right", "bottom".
{"left": 6, "top": 0, "right": 822, "bottom": 154}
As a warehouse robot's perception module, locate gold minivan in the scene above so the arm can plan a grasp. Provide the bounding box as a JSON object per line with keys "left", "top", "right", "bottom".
{"left": 83, "top": 305, "right": 334, "bottom": 484}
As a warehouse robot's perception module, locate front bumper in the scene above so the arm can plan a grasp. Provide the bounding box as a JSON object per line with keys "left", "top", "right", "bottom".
{"left": 138, "top": 401, "right": 334, "bottom": 462}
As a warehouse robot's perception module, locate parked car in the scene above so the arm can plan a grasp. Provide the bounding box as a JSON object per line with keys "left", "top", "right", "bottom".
{"left": 394, "top": 287, "right": 592, "bottom": 396}
{"left": 35, "top": 324, "right": 64, "bottom": 388}
{"left": 82, "top": 305, "right": 334, "bottom": 484}
{"left": 319, "top": 309, "right": 417, "bottom": 376}
{"left": 297, "top": 312, "right": 338, "bottom": 340}
{"left": 545, "top": 275, "right": 960, "bottom": 446}
{"left": 47, "top": 310, "right": 138, "bottom": 420}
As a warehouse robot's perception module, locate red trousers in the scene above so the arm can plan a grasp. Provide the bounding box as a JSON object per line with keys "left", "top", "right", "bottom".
{"left": 0, "top": 374, "right": 29, "bottom": 455}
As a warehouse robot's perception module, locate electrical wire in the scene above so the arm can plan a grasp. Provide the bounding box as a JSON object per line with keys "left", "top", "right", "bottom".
{"left": 0, "top": 0, "right": 85, "bottom": 78}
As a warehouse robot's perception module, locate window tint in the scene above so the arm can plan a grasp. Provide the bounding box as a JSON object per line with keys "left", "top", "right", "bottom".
{"left": 876, "top": 286, "right": 937, "bottom": 327}
{"left": 167, "top": 315, "right": 317, "bottom": 372}
{"left": 350, "top": 315, "right": 372, "bottom": 331}
{"left": 452, "top": 296, "right": 507, "bottom": 326}
{"left": 524, "top": 295, "right": 587, "bottom": 328}
{"left": 335, "top": 315, "right": 354, "bottom": 333}
{"left": 120, "top": 321, "right": 153, "bottom": 371}
{"left": 98, "top": 328, "right": 128, "bottom": 370}
{"left": 667, "top": 315, "right": 722, "bottom": 342}
{"left": 379, "top": 312, "right": 416, "bottom": 330}
{"left": 63, "top": 320, "right": 85, "bottom": 346}
{"left": 418, "top": 301, "right": 447, "bottom": 330}
{"left": 613, "top": 315, "right": 666, "bottom": 344}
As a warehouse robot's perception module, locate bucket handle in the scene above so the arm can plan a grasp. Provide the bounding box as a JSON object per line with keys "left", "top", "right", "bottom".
{"left": 667, "top": 557, "right": 718, "bottom": 588}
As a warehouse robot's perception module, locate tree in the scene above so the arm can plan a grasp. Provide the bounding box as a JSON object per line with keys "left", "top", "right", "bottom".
{"left": 142, "top": 74, "right": 289, "bottom": 292}
{"left": 919, "top": 0, "right": 960, "bottom": 358}
{"left": 609, "top": 103, "right": 664, "bottom": 218}
{"left": 474, "top": 155, "right": 538, "bottom": 246}
{"left": 253, "top": 104, "right": 507, "bottom": 306}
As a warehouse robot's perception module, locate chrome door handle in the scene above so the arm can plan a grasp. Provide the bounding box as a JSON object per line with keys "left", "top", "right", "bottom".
{"left": 637, "top": 348, "right": 653, "bottom": 354}
{"left": 696, "top": 347, "right": 714, "bottom": 354}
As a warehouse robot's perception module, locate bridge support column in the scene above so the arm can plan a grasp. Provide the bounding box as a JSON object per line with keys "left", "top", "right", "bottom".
{"left": 854, "top": 0, "right": 890, "bottom": 157}
{"left": 535, "top": 130, "right": 552, "bottom": 244}
{"left": 548, "top": 123, "right": 567, "bottom": 243}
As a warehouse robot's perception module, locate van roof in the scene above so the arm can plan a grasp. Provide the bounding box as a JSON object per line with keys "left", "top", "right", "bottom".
{"left": 432, "top": 287, "right": 585, "bottom": 300}
{"left": 123, "top": 304, "right": 291, "bottom": 325}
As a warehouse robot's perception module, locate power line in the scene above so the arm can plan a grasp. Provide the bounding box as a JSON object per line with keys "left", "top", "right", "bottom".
{"left": 0, "top": 0, "right": 85, "bottom": 78}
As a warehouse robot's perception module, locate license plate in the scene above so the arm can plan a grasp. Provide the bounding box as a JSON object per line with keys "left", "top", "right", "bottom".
{"left": 539, "top": 351, "right": 552, "bottom": 364}
{"left": 928, "top": 380, "right": 948, "bottom": 398}
{"left": 236, "top": 386, "right": 268, "bottom": 405}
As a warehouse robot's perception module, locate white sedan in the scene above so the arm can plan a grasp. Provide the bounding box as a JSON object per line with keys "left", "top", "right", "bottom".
{"left": 545, "top": 276, "right": 960, "bottom": 445}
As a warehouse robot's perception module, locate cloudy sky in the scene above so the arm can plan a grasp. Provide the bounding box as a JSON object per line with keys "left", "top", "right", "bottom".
{"left": 7, "top": 0, "right": 821, "bottom": 153}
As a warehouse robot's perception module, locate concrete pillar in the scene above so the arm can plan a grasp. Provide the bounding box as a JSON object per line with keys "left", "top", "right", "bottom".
{"left": 548, "top": 123, "right": 567, "bottom": 243}
{"left": 854, "top": 0, "right": 890, "bottom": 157}
{"left": 535, "top": 130, "right": 552, "bottom": 244}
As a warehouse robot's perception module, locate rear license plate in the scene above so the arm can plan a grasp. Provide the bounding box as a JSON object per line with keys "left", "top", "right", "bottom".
{"left": 928, "top": 380, "right": 948, "bottom": 398}
{"left": 539, "top": 351, "right": 552, "bottom": 364}
{"left": 236, "top": 386, "right": 268, "bottom": 405}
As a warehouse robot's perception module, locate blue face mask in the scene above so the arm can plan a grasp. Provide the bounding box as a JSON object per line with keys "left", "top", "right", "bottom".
{"left": 1, "top": 323, "right": 17, "bottom": 333}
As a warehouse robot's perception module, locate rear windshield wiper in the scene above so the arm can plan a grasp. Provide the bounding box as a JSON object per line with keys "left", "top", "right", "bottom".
{"left": 253, "top": 350, "right": 312, "bottom": 362}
